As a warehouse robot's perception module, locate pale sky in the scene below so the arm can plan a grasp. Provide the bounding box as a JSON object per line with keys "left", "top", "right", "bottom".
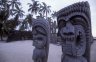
{"left": 20, "top": 0, "right": 96, "bottom": 37}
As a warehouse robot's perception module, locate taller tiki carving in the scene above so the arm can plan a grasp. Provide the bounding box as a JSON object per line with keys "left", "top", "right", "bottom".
{"left": 32, "top": 19, "right": 50, "bottom": 62}
{"left": 57, "top": 1, "right": 92, "bottom": 62}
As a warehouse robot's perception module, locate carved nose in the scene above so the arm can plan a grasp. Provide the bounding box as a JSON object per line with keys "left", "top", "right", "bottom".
{"left": 62, "top": 21, "right": 75, "bottom": 35}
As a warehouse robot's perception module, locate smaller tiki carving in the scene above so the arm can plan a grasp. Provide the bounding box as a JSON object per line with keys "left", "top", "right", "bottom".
{"left": 32, "top": 19, "right": 50, "bottom": 62}
{"left": 57, "top": 1, "right": 92, "bottom": 62}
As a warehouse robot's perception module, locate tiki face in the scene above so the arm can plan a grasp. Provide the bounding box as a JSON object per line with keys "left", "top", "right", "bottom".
{"left": 58, "top": 17, "right": 86, "bottom": 56}
{"left": 32, "top": 27, "right": 47, "bottom": 49}
{"left": 59, "top": 21, "right": 75, "bottom": 44}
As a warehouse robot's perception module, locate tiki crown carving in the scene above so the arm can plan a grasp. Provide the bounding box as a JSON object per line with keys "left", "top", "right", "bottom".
{"left": 57, "top": 1, "right": 91, "bottom": 30}
{"left": 32, "top": 19, "right": 50, "bottom": 39}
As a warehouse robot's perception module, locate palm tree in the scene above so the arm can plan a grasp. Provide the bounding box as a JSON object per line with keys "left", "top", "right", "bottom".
{"left": 36, "top": 12, "right": 45, "bottom": 19}
{"left": 39, "top": 2, "right": 51, "bottom": 19}
{"left": 8, "top": 0, "right": 24, "bottom": 30}
{"left": 9, "top": 0, "right": 21, "bottom": 9}
{"left": 0, "top": 0, "right": 10, "bottom": 40}
{"left": 12, "top": 7, "right": 25, "bottom": 18}
{"left": 19, "top": 14, "right": 33, "bottom": 31}
{"left": 0, "top": 0, "right": 10, "bottom": 21}
{"left": 28, "top": 0, "right": 40, "bottom": 15}
{"left": 0, "top": 0, "right": 8, "bottom": 8}
{"left": 11, "top": 8, "right": 24, "bottom": 31}
{"left": 0, "top": 0, "right": 23, "bottom": 40}
{"left": 51, "top": 11, "right": 57, "bottom": 19}
{"left": 19, "top": 19, "right": 27, "bottom": 31}
{"left": 8, "top": 0, "right": 22, "bottom": 17}
{"left": 5, "top": 14, "right": 20, "bottom": 31}
{"left": 24, "top": 14, "right": 33, "bottom": 27}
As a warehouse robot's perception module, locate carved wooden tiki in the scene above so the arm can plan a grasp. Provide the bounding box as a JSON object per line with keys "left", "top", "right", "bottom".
{"left": 32, "top": 19, "right": 50, "bottom": 62}
{"left": 57, "top": 1, "right": 92, "bottom": 62}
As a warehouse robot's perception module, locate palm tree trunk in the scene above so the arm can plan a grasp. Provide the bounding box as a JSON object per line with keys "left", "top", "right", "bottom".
{"left": 0, "top": 30, "right": 3, "bottom": 41}
{"left": 43, "top": 12, "right": 44, "bottom": 17}
{"left": 46, "top": 12, "right": 47, "bottom": 19}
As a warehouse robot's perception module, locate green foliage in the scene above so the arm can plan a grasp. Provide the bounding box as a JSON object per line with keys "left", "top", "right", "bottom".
{"left": 28, "top": 0, "right": 40, "bottom": 15}
{"left": 9, "top": 0, "right": 24, "bottom": 18}
{"left": 11, "top": 7, "right": 25, "bottom": 18}
{"left": 51, "top": 11, "right": 57, "bottom": 19}
{"left": 8, "top": 0, "right": 21, "bottom": 10}
{"left": 0, "top": 0, "right": 52, "bottom": 33}
{"left": 28, "top": 0, "right": 51, "bottom": 19}
{"left": 19, "top": 14, "right": 33, "bottom": 31}
{"left": 39, "top": 2, "right": 51, "bottom": 18}
{"left": 0, "top": 0, "right": 24, "bottom": 40}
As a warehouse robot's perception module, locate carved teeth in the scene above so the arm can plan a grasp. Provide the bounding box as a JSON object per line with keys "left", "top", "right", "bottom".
{"left": 64, "top": 35, "right": 75, "bottom": 42}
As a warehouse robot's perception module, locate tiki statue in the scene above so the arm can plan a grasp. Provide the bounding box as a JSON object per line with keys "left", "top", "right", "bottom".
{"left": 32, "top": 19, "right": 50, "bottom": 62}
{"left": 57, "top": 1, "right": 92, "bottom": 62}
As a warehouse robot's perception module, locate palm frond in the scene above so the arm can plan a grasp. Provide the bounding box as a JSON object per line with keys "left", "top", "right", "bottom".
{"left": 42, "top": 2, "right": 46, "bottom": 6}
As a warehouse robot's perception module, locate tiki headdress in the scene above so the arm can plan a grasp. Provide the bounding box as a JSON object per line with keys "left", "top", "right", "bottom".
{"left": 32, "top": 19, "right": 50, "bottom": 42}
{"left": 57, "top": 1, "right": 91, "bottom": 30}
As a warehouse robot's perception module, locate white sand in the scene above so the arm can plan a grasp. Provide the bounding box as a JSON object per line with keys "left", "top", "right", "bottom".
{"left": 0, "top": 40, "right": 62, "bottom": 62}
{"left": 0, "top": 40, "right": 96, "bottom": 62}
{"left": 91, "top": 41, "right": 96, "bottom": 62}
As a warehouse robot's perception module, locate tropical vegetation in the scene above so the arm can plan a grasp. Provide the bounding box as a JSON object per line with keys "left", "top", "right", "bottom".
{"left": 0, "top": 0, "right": 57, "bottom": 40}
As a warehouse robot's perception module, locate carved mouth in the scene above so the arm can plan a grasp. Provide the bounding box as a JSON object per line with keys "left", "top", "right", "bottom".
{"left": 63, "top": 35, "right": 75, "bottom": 42}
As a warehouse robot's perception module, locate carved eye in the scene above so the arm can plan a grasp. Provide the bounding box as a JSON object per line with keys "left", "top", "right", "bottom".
{"left": 70, "top": 16, "right": 86, "bottom": 26}
{"left": 58, "top": 20, "right": 66, "bottom": 29}
{"left": 69, "top": 32, "right": 74, "bottom": 35}
{"left": 37, "top": 37, "right": 43, "bottom": 40}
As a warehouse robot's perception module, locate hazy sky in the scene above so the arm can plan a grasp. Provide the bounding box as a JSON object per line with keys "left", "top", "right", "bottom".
{"left": 20, "top": 0, "right": 96, "bottom": 37}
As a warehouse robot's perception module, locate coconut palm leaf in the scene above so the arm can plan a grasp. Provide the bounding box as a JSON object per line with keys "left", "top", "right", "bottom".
{"left": 28, "top": 0, "right": 40, "bottom": 15}
{"left": 39, "top": 2, "right": 51, "bottom": 18}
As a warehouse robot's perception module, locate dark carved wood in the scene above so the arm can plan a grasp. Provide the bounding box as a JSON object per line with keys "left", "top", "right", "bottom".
{"left": 57, "top": 1, "right": 92, "bottom": 62}
{"left": 32, "top": 19, "right": 50, "bottom": 62}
